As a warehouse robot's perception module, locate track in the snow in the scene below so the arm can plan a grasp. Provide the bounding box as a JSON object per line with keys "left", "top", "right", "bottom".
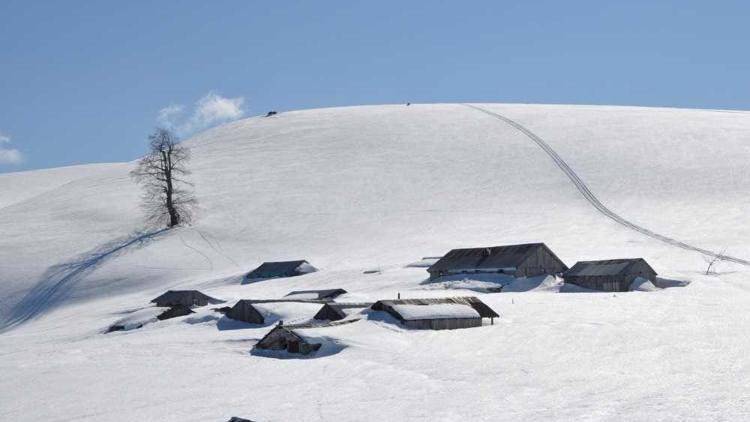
{"left": 462, "top": 103, "right": 750, "bottom": 266}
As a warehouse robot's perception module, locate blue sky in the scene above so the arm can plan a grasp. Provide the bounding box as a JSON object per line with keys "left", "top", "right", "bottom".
{"left": 1, "top": 0, "right": 749, "bottom": 172}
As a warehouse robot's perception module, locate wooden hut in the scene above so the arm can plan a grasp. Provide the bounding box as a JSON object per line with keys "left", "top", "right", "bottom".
{"left": 427, "top": 243, "right": 568, "bottom": 281}
{"left": 225, "top": 300, "right": 266, "bottom": 324}
{"left": 255, "top": 324, "right": 322, "bottom": 355}
{"left": 563, "top": 258, "right": 657, "bottom": 292}
{"left": 245, "top": 260, "right": 317, "bottom": 280}
{"left": 106, "top": 304, "right": 194, "bottom": 333}
{"left": 150, "top": 290, "right": 223, "bottom": 307}
{"left": 313, "top": 303, "right": 367, "bottom": 321}
{"left": 284, "top": 288, "right": 347, "bottom": 301}
{"left": 156, "top": 304, "right": 194, "bottom": 320}
{"left": 371, "top": 297, "right": 499, "bottom": 330}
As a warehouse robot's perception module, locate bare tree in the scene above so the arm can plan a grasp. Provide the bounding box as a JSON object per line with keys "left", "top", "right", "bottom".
{"left": 704, "top": 247, "right": 728, "bottom": 275}
{"left": 131, "top": 128, "right": 196, "bottom": 228}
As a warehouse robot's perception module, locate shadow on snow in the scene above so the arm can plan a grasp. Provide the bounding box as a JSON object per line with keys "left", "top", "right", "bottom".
{"left": 0, "top": 228, "right": 169, "bottom": 334}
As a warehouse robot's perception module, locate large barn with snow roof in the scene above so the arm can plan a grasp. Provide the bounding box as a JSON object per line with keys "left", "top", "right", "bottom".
{"left": 371, "top": 297, "right": 498, "bottom": 330}
{"left": 427, "top": 243, "right": 567, "bottom": 281}
{"left": 563, "top": 258, "right": 657, "bottom": 292}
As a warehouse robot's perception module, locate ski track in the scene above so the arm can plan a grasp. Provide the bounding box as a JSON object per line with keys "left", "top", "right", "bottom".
{"left": 192, "top": 228, "right": 242, "bottom": 269}
{"left": 462, "top": 103, "right": 750, "bottom": 266}
{"left": 178, "top": 232, "right": 214, "bottom": 271}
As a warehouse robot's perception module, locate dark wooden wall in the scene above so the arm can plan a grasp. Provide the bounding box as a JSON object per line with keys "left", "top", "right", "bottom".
{"left": 515, "top": 247, "right": 568, "bottom": 277}
{"left": 565, "top": 260, "right": 657, "bottom": 292}
{"left": 227, "top": 302, "right": 265, "bottom": 324}
{"left": 402, "top": 318, "right": 482, "bottom": 330}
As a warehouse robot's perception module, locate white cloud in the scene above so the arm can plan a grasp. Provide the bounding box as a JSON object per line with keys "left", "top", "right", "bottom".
{"left": 157, "top": 104, "right": 184, "bottom": 128}
{"left": 0, "top": 132, "right": 22, "bottom": 165}
{"left": 0, "top": 148, "right": 22, "bottom": 164}
{"left": 190, "top": 92, "right": 244, "bottom": 128}
{"left": 157, "top": 92, "right": 245, "bottom": 136}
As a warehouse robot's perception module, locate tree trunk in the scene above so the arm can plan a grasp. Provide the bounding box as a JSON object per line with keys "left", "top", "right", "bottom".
{"left": 162, "top": 150, "right": 179, "bottom": 228}
{"left": 132, "top": 128, "right": 194, "bottom": 228}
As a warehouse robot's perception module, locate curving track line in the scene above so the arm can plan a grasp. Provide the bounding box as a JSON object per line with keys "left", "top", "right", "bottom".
{"left": 462, "top": 103, "right": 750, "bottom": 266}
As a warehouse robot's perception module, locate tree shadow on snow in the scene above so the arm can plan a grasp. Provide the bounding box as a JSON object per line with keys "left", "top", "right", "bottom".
{"left": 0, "top": 228, "right": 169, "bottom": 334}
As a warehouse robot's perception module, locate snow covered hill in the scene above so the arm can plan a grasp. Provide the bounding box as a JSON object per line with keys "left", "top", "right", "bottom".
{"left": 2, "top": 104, "right": 750, "bottom": 421}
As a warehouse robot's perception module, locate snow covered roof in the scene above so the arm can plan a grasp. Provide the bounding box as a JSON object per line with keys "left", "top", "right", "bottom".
{"left": 234, "top": 301, "right": 323, "bottom": 323}
{"left": 284, "top": 288, "right": 347, "bottom": 300}
{"left": 245, "top": 260, "right": 317, "bottom": 279}
{"left": 150, "top": 290, "right": 224, "bottom": 307}
{"left": 565, "top": 258, "right": 656, "bottom": 277}
{"left": 428, "top": 243, "right": 566, "bottom": 274}
{"left": 406, "top": 256, "right": 443, "bottom": 268}
{"left": 372, "top": 297, "right": 499, "bottom": 319}
{"left": 390, "top": 303, "right": 480, "bottom": 320}
{"left": 313, "top": 303, "right": 369, "bottom": 321}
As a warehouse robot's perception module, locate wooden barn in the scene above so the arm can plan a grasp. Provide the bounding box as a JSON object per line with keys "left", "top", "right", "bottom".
{"left": 150, "top": 290, "right": 223, "bottom": 307}
{"left": 254, "top": 323, "right": 322, "bottom": 355}
{"left": 371, "top": 297, "right": 499, "bottom": 330}
{"left": 245, "top": 260, "right": 317, "bottom": 280}
{"left": 313, "top": 303, "right": 368, "bottom": 321}
{"left": 284, "top": 288, "right": 347, "bottom": 301}
{"left": 225, "top": 300, "right": 266, "bottom": 324}
{"left": 427, "top": 243, "right": 568, "bottom": 281}
{"left": 563, "top": 258, "right": 657, "bottom": 292}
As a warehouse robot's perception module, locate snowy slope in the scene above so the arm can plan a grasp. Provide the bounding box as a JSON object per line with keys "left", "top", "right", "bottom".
{"left": 1, "top": 104, "right": 750, "bottom": 421}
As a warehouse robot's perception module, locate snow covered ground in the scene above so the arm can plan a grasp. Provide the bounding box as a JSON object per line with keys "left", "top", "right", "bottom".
{"left": 1, "top": 103, "right": 750, "bottom": 421}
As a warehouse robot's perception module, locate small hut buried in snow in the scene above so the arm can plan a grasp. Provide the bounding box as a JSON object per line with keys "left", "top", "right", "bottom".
{"left": 284, "top": 288, "right": 347, "bottom": 301}
{"left": 255, "top": 324, "right": 322, "bottom": 355}
{"left": 226, "top": 300, "right": 266, "bottom": 324}
{"left": 245, "top": 260, "right": 317, "bottom": 280}
{"left": 225, "top": 300, "right": 323, "bottom": 325}
{"left": 150, "top": 290, "right": 224, "bottom": 307}
{"left": 106, "top": 304, "right": 195, "bottom": 333}
{"left": 156, "top": 304, "right": 194, "bottom": 320}
{"left": 427, "top": 243, "right": 568, "bottom": 281}
{"left": 313, "top": 303, "right": 369, "bottom": 321}
{"left": 563, "top": 258, "right": 657, "bottom": 292}
{"left": 371, "top": 297, "right": 499, "bottom": 330}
